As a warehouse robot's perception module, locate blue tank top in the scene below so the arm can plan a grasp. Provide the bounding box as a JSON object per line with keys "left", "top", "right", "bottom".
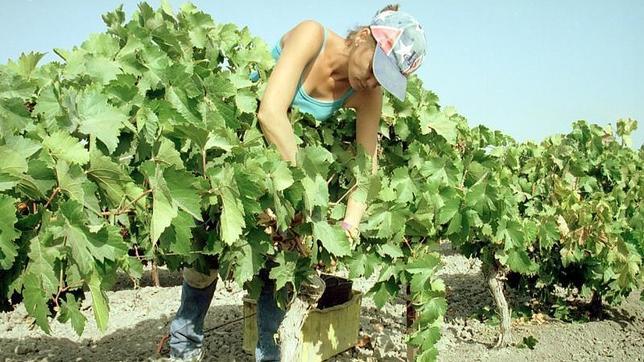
{"left": 271, "top": 27, "right": 354, "bottom": 121}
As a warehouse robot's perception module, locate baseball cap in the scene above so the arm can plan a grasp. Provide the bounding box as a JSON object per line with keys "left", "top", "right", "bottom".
{"left": 369, "top": 10, "right": 427, "bottom": 101}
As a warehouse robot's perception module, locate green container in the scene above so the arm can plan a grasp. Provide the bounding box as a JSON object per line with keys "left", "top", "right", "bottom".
{"left": 242, "top": 290, "right": 362, "bottom": 361}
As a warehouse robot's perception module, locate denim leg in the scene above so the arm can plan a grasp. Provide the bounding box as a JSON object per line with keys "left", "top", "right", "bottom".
{"left": 169, "top": 279, "right": 217, "bottom": 358}
{"left": 255, "top": 270, "right": 286, "bottom": 362}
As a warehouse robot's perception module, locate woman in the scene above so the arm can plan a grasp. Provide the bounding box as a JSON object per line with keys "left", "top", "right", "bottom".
{"left": 169, "top": 4, "right": 427, "bottom": 361}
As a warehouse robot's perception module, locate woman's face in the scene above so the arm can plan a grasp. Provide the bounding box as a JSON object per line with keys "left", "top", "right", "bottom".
{"left": 348, "top": 28, "right": 380, "bottom": 92}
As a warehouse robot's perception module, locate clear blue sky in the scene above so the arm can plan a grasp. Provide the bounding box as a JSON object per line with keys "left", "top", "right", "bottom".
{"left": 2, "top": 0, "right": 642, "bottom": 147}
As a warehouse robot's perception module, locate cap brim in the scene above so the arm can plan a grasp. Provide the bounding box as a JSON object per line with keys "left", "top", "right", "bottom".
{"left": 372, "top": 45, "right": 407, "bottom": 101}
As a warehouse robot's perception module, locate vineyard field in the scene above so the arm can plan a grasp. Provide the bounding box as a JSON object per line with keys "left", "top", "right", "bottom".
{"left": 1, "top": 248, "right": 642, "bottom": 361}
{"left": 0, "top": 2, "right": 642, "bottom": 361}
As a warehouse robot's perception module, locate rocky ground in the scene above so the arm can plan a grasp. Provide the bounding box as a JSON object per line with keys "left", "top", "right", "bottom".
{"left": 1, "top": 246, "right": 643, "bottom": 362}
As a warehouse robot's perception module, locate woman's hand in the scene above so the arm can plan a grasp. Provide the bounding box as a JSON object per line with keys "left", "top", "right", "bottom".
{"left": 341, "top": 221, "right": 360, "bottom": 244}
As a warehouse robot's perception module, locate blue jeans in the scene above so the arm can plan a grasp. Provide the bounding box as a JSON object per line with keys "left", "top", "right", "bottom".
{"left": 169, "top": 268, "right": 285, "bottom": 361}
{"left": 255, "top": 268, "right": 286, "bottom": 361}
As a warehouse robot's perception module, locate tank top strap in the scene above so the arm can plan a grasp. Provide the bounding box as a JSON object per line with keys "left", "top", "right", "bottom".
{"left": 318, "top": 26, "right": 327, "bottom": 56}
{"left": 335, "top": 87, "right": 355, "bottom": 104}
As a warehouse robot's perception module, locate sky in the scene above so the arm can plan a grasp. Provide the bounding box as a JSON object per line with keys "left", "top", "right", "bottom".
{"left": 1, "top": 0, "right": 642, "bottom": 147}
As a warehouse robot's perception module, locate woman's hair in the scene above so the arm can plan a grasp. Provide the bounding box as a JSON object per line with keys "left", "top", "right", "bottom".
{"left": 346, "top": 4, "right": 400, "bottom": 44}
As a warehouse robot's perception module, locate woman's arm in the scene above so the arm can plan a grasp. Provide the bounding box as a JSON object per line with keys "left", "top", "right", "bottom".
{"left": 257, "top": 20, "right": 325, "bottom": 164}
{"left": 343, "top": 87, "right": 383, "bottom": 234}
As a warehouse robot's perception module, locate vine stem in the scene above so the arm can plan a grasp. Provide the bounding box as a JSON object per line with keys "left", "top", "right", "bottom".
{"left": 53, "top": 282, "right": 84, "bottom": 310}
{"left": 484, "top": 262, "right": 512, "bottom": 348}
{"left": 53, "top": 263, "right": 65, "bottom": 310}
{"left": 151, "top": 261, "right": 160, "bottom": 287}
{"left": 406, "top": 284, "right": 418, "bottom": 362}
{"left": 53, "top": 237, "right": 68, "bottom": 310}
{"left": 44, "top": 187, "right": 61, "bottom": 209}
{"left": 403, "top": 237, "right": 416, "bottom": 258}
{"left": 202, "top": 149, "right": 207, "bottom": 179}
{"left": 101, "top": 189, "right": 153, "bottom": 216}
{"left": 278, "top": 274, "right": 325, "bottom": 361}
{"left": 330, "top": 183, "right": 357, "bottom": 206}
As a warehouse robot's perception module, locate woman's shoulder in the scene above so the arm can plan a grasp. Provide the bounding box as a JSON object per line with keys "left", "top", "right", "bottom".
{"left": 280, "top": 20, "right": 325, "bottom": 50}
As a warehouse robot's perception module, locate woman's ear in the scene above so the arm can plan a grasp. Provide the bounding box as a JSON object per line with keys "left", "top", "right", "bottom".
{"left": 360, "top": 27, "right": 375, "bottom": 47}
{"left": 360, "top": 27, "right": 371, "bottom": 42}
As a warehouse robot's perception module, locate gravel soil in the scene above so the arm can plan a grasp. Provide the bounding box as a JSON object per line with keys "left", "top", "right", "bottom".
{"left": 1, "top": 246, "right": 642, "bottom": 362}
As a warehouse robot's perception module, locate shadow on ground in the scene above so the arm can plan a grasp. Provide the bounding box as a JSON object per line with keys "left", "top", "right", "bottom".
{"left": 0, "top": 304, "right": 254, "bottom": 362}
{"left": 111, "top": 268, "right": 184, "bottom": 292}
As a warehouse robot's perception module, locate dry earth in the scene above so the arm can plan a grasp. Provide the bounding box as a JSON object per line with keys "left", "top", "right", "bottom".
{"left": 1, "top": 246, "right": 642, "bottom": 362}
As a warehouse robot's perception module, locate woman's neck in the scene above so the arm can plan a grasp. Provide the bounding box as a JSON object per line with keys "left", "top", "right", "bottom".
{"left": 326, "top": 33, "right": 351, "bottom": 83}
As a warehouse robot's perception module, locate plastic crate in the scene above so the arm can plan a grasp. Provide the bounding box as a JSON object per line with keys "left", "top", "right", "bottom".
{"left": 242, "top": 290, "right": 362, "bottom": 361}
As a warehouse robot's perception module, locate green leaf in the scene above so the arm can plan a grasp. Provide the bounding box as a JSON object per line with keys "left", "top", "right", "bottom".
{"left": 269, "top": 251, "right": 299, "bottom": 291}
{"left": 347, "top": 252, "right": 378, "bottom": 279}
{"left": 0, "top": 97, "right": 32, "bottom": 131}
{"left": 57, "top": 161, "right": 89, "bottom": 207}
{"left": 0, "top": 172, "right": 19, "bottom": 191}
{"left": 80, "top": 33, "right": 120, "bottom": 57}
{"left": 87, "top": 151, "right": 143, "bottom": 210}
{"left": 616, "top": 118, "right": 637, "bottom": 146}
{"left": 538, "top": 220, "right": 559, "bottom": 250}
{"left": 499, "top": 220, "right": 524, "bottom": 250}
{"left": 371, "top": 280, "right": 397, "bottom": 308}
{"left": 25, "top": 234, "right": 59, "bottom": 294}
{"left": 437, "top": 198, "right": 460, "bottom": 225}
{"left": 418, "top": 296, "right": 448, "bottom": 323}
{"left": 364, "top": 209, "right": 407, "bottom": 239}
{"left": 32, "top": 84, "right": 62, "bottom": 119}
{"left": 166, "top": 86, "right": 201, "bottom": 125}
{"left": 59, "top": 201, "right": 97, "bottom": 275}
{"left": 22, "top": 234, "right": 60, "bottom": 333}
{"left": 205, "top": 127, "right": 238, "bottom": 152}
{"left": 501, "top": 249, "right": 538, "bottom": 274}
{"left": 6, "top": 51, "right": 45, "bottom": 78}
{"left": 160, "top": 210, "right": 195, "bottom": 256}
{"left": 88, "top": 273, "right": 109, "bottom": 332}
{"left": 446, "top": 211, "right": 462, "bottom": 235}
{"left": 150, "top": 167, "right": 178, "bottom": 243}
{"left": 465, "top": 179, "right": 488, "bottom": 207}
{"left": 43, "top": 131, "right": 90, "bottom": 165}
{"left": 156, "top": 138, "right": 184, "bottom": 169}
{"left": 390, "top": 167, "right": 415, "bottom": 204}
{"left": 269, "top": 160, "right": 294, "bottom": 192}
{"left": 59, "top": 294, "right": 87, "bottom": 336}
{"left": 85, "top": 56, "right": 121, "bottom": 84}
{"left": 416, "top": 347, "right": 439, "bottom": 362}
{"left": 22, "top": 273, "right": 52, "bottom": 334}
{"left": 419, "top": 109, "right": 457, "bottom": 144}
{"left": 406, "top": 254, "right": 441, "bottom": 274}
{"left": 313, "top": 221, "right": 351, "bottom": 257}
{"left": 235, "top": 89, "right": 257, "bottom": 114}
{"left": 172, "top": 123, "right": 209, "bottom": 150}
{"left": 518, "top": 335, "right": 539, "bottom": 350}
{"left": 164, "top": 167, "right": 202, "bottom": 221}
{"left": 0, "top": 195, "right": 20, "bottom": 269}
{"left": 234, "top": 237, "right": 269, "bottom": 286}
{"left": 0, "top": 145, "right": 28, "bottom": 177}
{"left": 220, "top": 185, "right": 245, "bottom": 245}
{"left": 301, "top": 175, "right": 329, "bottom": 212}
{"left": 298, "top": 145, "right": 334, "bottom": 177}
{"left": 377, "top": 242, "right": 404, "bottom": 258}
{"left": 233, "top": 168, "right": 264, "bottom": 215}
{"left": 76, "top": 90, "right": 127, "bottom": 153}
